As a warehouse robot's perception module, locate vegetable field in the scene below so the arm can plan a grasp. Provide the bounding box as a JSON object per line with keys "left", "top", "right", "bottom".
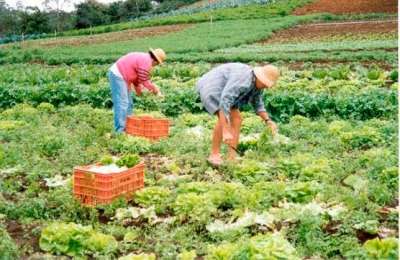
{"left": 0, "top": 0, "right": 398, "bottom": 259}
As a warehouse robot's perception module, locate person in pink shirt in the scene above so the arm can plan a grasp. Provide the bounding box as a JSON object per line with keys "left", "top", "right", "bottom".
{"left": 108, "top": 48, "right": 166, "bottom": 133}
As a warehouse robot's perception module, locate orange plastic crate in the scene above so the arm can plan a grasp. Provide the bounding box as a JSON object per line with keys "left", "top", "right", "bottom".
{"left": 125, "top": 116, "right": 170, "bottom": 141}
{"left": 73, "top": 162, "right": 145, "bottom": 206}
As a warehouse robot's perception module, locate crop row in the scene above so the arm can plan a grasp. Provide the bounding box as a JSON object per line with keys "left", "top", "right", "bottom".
{"left": 0, "top": 16, "right": 318, "bottom": 65}
{"left": 36, "top": 12, "right": 399, "bottom": 38}
{"left": 2, "top": 14, "right": 399, "bottom": 66}
{"left": 0, "top": 103, "right": 397, "bottom": 258}
{"left": 3, "top": 46, "right": 396, "bottom": 67}
{"left": 218, "top": 39, "right": 398, "bottom": 54}
{"left": 0, "top": 64, "right": 397, "bottom": 121}
{"left": 171, "top": 49, "right": 398, "bottom": 65}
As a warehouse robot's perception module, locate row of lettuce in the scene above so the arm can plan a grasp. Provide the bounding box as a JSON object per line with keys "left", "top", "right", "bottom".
{"left": 0, "top": 64, "right": 397, "bottom": 121}
{"left": 0, "top": 102, "right": 397, "bottom": 258}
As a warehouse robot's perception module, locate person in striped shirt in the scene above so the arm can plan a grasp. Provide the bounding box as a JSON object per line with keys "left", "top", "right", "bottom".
{"left": 196, "top": 63, "right": 280, "bottom": 166}
{"left": 108, "top": 48, "right": 166, "bottom": 133}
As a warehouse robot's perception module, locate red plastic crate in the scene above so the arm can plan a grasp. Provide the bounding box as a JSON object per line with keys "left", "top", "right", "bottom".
{"left": 125, "top": 115, "right": 170, "bottom": 141}
{"left": 73, "top": 162, "right": 145, "bottom": 206}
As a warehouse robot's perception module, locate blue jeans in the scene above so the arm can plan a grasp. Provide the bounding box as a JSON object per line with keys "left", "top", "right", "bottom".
{"left": 108, "top": 70, "right": 133, "bottom": 133}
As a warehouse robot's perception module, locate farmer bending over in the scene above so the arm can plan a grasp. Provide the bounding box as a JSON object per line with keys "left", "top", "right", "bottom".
{"left": 108, "top": 48, "right": 166, "bottom": 133}
{"left": 196, "top": 63, "right": 280, "bottom": 166}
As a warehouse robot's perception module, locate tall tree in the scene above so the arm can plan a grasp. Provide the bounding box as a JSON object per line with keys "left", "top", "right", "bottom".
{"left": 121, "top": 0, "right": 151, "bottom": 19}
{"left": 75, "top": 0, "right": 108, "bottom": 29}
{"left": 19, "top": 6, "right": 50, "bottom": 34}
{"left": 0, "top": 1, "right": 19, "bottom": 36}
{"left": 42, "top": 0, "right": 71, "bottom": 32}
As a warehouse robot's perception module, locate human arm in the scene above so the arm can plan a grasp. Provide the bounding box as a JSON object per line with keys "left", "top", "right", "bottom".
{"left": 257, "top": 111, "right": 278, "bottom": 135}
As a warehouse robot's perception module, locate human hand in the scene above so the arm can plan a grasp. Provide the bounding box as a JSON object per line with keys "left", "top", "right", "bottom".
{"left": 266, "top": 120, "right": 278, "bottom": 136}
{"left": 222, "top": 128, "right": 234, "bottom": 146}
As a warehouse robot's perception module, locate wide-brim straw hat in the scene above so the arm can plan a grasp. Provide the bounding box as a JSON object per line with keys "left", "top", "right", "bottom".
{"left": 254, "top": 65, "right": 280, "bottom": 87}
{"left": 149, "top": 48, "right": 166, "bottom": 64}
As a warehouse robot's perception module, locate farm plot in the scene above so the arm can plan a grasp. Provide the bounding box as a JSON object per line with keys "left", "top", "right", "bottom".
{"left": 0, "top": 15, "right": 320, "bottom": 65}
{"left": 260, "top": 20, "right": 398, "bottom": 44}
{"left": 0, "top": 0, "right": 311, "bottom": 44}
{"left": 17, "top": 24, "right": 192, "bottom": 49}
{"left": 293, "top": 0, "right": 398, "bottom": 15}
{"left": 0, "top": 0, "right": 399, "bottom": 257}
{"left": 0, "top": 101, "right": 397, "bottom": 258}
{"left": 0, "top": 63, "right": 397, "bottom": 120}
{"left": 184, "top": 20, "right": 398, "bottom": 65}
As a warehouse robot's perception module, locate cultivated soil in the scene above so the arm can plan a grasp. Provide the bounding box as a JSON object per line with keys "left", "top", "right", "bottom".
{"left": 19, "top": 24, "right": 192, "bottom": 48}
{"left": 261, "top": 20, "right": 398, "bottom": 44}
{"left": 294, "top": 0, "right": 398, "bottom": 15}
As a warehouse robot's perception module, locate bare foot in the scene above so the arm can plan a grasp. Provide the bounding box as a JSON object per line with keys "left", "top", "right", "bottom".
{"left": 207, "top": 154, "right": 223, "bottom": 167}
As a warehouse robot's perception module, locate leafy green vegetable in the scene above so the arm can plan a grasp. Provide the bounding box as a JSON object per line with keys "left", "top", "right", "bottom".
{"left": 116, "top": 154, "right": 141, "bottom": 168}
{"left": 178, "top": 250, "right": 197, "bottom": 260}
{"left": 0, "top": 225, "right": 19, "bottom": 259}
{"left": 134, "top": 187, "right": 172, "bottom": 214}
{"left": 367, "top": 69, "right": 382, "bottom": 80}
{"left": 363, "top": 238, "right": 398, "bottom": 259}
{"left": 85, "top": 232, "right": 118, "bottom": 254}
{"left": 174, "top": 193, "right": 217, "bottom": 224}
{"left": 39, "top": 222, "right": 117, "bottom": 256}
{"left": 389, "top": 70, "right": 398, "bottom": 82}
{"left": 206, "top": 233, "right": 300, "bottom": 259}
{"left": 119, "top": 253, "right": 156, "bottom": 260}
{"left": 312, "top": 69, "right": 328, "bottom": 79}
{"left": 100, "top": 155, "right": 114, "bottom": 165}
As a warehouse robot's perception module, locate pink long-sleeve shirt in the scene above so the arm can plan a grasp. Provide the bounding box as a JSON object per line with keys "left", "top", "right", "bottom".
{"left": 116, "top": 52, "right": 158, "bottom": 95}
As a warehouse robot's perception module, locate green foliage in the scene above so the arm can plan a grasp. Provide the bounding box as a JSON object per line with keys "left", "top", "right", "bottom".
{"left": 173, "top": 193, "right": 217, "bottom": 224}
{"left": 0, "top": 120, "right": 25, "bottom": 130}
{"left": 100, "top": 154, "right": 114, "bottom": 165}
{"left": 116, "top": 153, "right": 141, "bottom": 168}
{"left": 134, "top": 187, "right": 172, "bottom": 214}
{"left": 2, "top": 15, "right": 319, "bottom": 65}
{"left": 178, "top": 250, "right": 197, "bottom": 260}
{"left": 367, "top": 69, "right": 382, "bottom": 80}
{"left": 232, "top": 160, "right": 271, "bottom": 184}
{"left": 38, "top": 136, "right": 65, "bottom": 158}
{"left": 109, "top": 135, "right": 152, "bottom": 154}
{"left": 312, "top": 69, "right": 328, "bottom": 79}
{"left": 85, "top": 232, "right": 119, "bottom": 255}
{"left": 39, "top": 222, "right": 118, "bottom": 256}
{"left": 37, "top": 102, "right": 55, "bottom": 113}
{"left": 0, "top": 64, "right": 396, "bottom": 121}
{"left": 206, "top": 233, "right": 300, "bottom": 259}
{"left": 363, "top": 238, "right": 398, "bottom": 259}
{"left": 119, "top": 253, "right": 156, "bottom": 260}
{"left": 285, "top": 182, "right": 320, "bottom": 203}
{"left": 208, "top": 182, "right": 249, "bottom": 210}
{"left": 389, "top": 70, "right": 398, "bottom": 82}
{"left": 340, "top": 126, "right": 382, "bottom": 150}
{"left": 0, "top": 225, "right": 19, "bottom": 259}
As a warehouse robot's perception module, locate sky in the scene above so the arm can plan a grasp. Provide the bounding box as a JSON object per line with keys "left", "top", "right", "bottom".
{"left": 5, "top": 0, "right": 120, "bottom": 11}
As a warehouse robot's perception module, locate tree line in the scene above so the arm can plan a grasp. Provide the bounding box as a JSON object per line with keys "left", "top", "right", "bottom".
{"left": 0, "top": 0, "right": 197, "bottom": 38}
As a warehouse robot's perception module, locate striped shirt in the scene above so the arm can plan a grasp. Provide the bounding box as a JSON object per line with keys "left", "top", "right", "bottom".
{"left": 196, "top": 63, "right": 266, "bottom": 120}
{"left": 115, "top": 52, "right": 157, "bottom": 95}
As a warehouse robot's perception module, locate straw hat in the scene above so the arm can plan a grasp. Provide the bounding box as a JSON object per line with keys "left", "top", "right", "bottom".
{"left": 149, "top": 48, "right": 166, "bottom": 64}
{"left": 254, "top": 65, "right": 280, "bottom": 87}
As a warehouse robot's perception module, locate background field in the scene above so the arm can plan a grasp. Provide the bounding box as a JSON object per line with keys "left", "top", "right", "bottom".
{"left": 0, "top": 0, "right": 398, "bottom": 259}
